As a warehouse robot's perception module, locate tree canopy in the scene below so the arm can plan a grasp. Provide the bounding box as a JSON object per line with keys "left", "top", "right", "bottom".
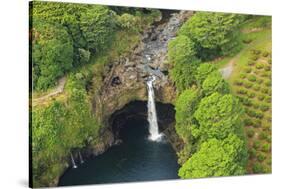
{"left": 202, "top": 70, "right": 230, "bottom": 95}
{"left": 175, "top": 88, "right": 200, "bottom": 142}
{"left": 168, "top": 35, "right": 197, "bottom": 65}
{"left": 179, "top": 12, "right": 244, "bottom": 59}
{"left": 31, "top": 2, "right": 117, "bottom": 90}
{"left": 196, "top": 63, "right": 217, "bottom": 85}
{"left": 193, "top": 92, "right": 244, "bottom": 140}
{"left": 178, "top": 134, "right": 247, "bottom": 179}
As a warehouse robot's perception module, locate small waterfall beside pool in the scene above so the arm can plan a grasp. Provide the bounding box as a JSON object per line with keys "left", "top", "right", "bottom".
{"left": 146, "top": 76, "right": 163, "bottom": 141}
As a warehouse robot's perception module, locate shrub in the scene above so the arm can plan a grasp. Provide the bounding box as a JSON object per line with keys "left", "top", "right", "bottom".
{"left": 261, "top": 87, "right": 269, "bottom": 94}
{"left": 262, "top": 51, "right": 269, "bottom": 57}
{"left": 249, "top": 148, "right": 257, "bottom": 158}
{"left": 264, "top": 96, "right": 271, "bottom": 103}
{"left": 264, "top": 80, "right": 271, "bottom": 87}
{"left": 257, "top": 78, "right": 263, "bottom": 84}
{"left": 252, "top": 102, "right": 260, "bottom": 109}
{"left": 257, "top": 152, "right": 266, "bottom": 162}
{"left": 253, "top": 119, "right": 262, "bottom": 128}
{"left": 258, "top": 94, "right": 265, "bottom": 101}
{"left": 234, "top": 79, "right": 244, "bottom": 86}
{"left": 258, "top": 132, "right": 267, "bottom": 140}
{"left": 260, "top": 104, "right": 270, "bottom": 112}
{"left": 247, "top": 129, "right": 255, "bottom": 138}
{"left": 248, "top": 75, "right": 256, "bottom": 82}
{"left": 243, "top": 38, "right": 252, "bottom": 44}
{"left": 244, "top": 81, "right": 253, "bottom": 88}
{"left": 240, "top": 97, "right": 252, "bottom": 106}
{"left": 253, "top": 84, "right": 261, "bottom": 91}
{"left": 247, "top": 91, "right": 255, "bottom": 98}
{"left": 247, "top": 61, "right": 256, "bottom": 66}
{"left": 256, "top": 63, "right": 264, "bottom": 69}
{"left": 261, "top": 72, "right": 270, "bottom": 78}
{"left": 255, "top": 111, "right": 264, "bottom": 119}
{"left": 253, "top": 140, "right": 261, "bottom": 150}
{"left": 268, "top": 58, "right": 272, "bottom": 64}
{"left": 250, "top": 55, "right": 259, "bottom": 61}
{"left": 253, "top": 163, "right": 264, "bottom": 173}
{"left": 239, "top": 73, "right": 247, "bottom": 79}
{"left": 117, "top": 13, "right": 141, "bottom": 32}
{"left": 237, "top": 88, "right": 247, "bottom": 95}
{"left": 244, "top": 117, "right": 253, "bottom": 126}
{"left": 251, "top": 49, "right": 261, "bottom": 55}
{"left": 244, "top": 67, "right": 252, "bottom": 73}
{"left": 264, "top": 65, "right": 271, "bottom": 71}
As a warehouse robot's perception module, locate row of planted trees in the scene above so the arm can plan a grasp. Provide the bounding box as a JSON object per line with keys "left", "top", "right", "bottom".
{"left": 167, "top": 12, "right": 249, "bottom": 178}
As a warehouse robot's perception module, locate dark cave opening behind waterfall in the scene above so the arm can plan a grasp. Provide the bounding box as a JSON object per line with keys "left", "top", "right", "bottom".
{"left": 59, "top": 100, "right": 179, "bottom": 186}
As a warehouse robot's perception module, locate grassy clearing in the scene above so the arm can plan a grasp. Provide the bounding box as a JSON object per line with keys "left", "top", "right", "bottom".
{"left": 211, "top": 17, "right": 272, "bottom": 174}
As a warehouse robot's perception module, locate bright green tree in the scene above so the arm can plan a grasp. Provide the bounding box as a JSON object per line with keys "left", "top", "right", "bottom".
{"left": 168, "top": 35, "right": 197, "bottom": 65}
{"left": 79, "top": 5, "right": 116, "bottom": 52}
{"left": 193, "top": 93, "right": 244, "bottom": 140}
{"left": 32, "top": 20, "right": 73, "bottom": 90}
{"left": 175, "top": 88, "right": 200, "bottom": 141}
{"left": 178, "top": 134, "right": 247, "bottom": 179}
{"left": 196, "top": 63, "right": 216, "bottom": 85}
{"left": 170, "top": 59, "right": 201, "bottom": 93}
{"left": 202, "top": 71, "right": 229, "bottom": 95}
{"left": 179, "top": 12, "right": 244, "bottom": 59}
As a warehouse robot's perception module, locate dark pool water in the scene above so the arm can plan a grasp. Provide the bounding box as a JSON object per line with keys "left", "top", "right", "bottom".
{"left": 58, "top": 118, "right": 179, "bottom": 186}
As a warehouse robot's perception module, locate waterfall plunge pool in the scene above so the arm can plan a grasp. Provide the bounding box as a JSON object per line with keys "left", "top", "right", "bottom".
{"left": 58, "top": 102, "right": 179, "bottom": 186}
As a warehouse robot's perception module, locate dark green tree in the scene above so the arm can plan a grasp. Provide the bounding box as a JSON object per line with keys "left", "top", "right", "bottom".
{"left": 170, "top": 59, "right": 201, "bottom": 93}
{"left": 32, "top": 21, "right": 73, "bottom": 90}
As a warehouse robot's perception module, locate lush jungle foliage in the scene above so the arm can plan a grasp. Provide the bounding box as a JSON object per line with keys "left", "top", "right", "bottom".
{"left": 178, "top": 12, "right": 245, "bottom": 60}
{"left": 169, "top": 11, "right": 250, "bottom": 179}
{"left": 31, "top": 1, "right": 160, "bottom": 90}
{"left": 31, "top": 2, "right": 161, "bottom": 187}
{"left": 31, "top": 72, "right": 101, "bottom": 186}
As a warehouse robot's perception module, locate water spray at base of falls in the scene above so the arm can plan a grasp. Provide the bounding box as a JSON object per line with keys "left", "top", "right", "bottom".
{"left": 146, "top": 76, "right": 163, "bottom": 142}
{"left": 78, "top": 151, "right": 84, "bottom": 164}
{"left": 70, "top": 152, "right": 77, "bottom": 169}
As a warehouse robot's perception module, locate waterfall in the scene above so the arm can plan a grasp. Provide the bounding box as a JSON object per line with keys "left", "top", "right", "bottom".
{"left": 146, "top": 76, "right": 162, "bottom": 141}
{"left": 78, "top": 151, "right": 84, "bottom": 164}
{"left": 70, "top": 152, "right": 77, "bottom": 169}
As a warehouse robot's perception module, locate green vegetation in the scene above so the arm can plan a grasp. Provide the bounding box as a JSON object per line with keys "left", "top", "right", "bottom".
{"left": 178, "top": 134, "right": 247, "bottom": 178}
{"left": 209, "top": 15, "right": 272, "bottom": 173}
{"left": 30, "top": 2, "right": 271, "bottom": 186}
{"left": 202, "top": 71, "right": 229, "bottom": 95}
{"left": 170, "top": 13, "right": 271, "bottom": 179}
{"left": 31, "top": 2, "right": 161, "bottom": 187}
{"left": 32, "top": 74, "right": 101, "bottom": 186}
{"left": 31, "top": 1, "right": 160, "bottom": 91}
{"left": 179, "top": 12, "right": 245, "bottom": 60}
{"left": 193, "top": 93, "right": 243, "bottom": 141}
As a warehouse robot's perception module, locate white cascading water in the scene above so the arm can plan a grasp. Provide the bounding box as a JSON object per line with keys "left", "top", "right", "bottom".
{"left": 146, "top": 76, "right": 162, "bottom": 141}
{"left": 78, "top": 151, "right": 84, "bottom": 164}
{"left": 70, "top": 152, "right": 77, "bottom": 169}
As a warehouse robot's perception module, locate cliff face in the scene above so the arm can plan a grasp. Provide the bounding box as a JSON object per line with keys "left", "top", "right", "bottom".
{"left": 92, "top": 11, "right": 193, "bottom": 128}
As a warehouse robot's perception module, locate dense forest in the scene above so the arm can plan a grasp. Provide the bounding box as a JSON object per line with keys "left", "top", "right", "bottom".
{"left": 30, "top": 1, "right": 272, "bottom": 187}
